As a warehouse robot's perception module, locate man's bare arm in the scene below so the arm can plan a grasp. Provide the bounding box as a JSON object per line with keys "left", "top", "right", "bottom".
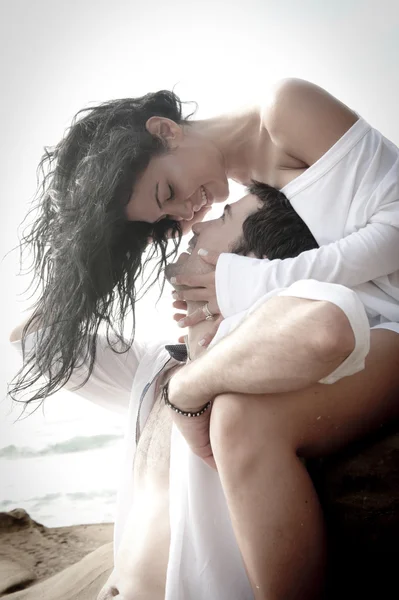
{"left": 168, "top": 296, "right": 355, "bottom": 411}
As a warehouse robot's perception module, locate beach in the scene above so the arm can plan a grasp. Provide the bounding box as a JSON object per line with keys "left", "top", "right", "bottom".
{"left": 0, "top": 509, "right": 113, "bottom": 599}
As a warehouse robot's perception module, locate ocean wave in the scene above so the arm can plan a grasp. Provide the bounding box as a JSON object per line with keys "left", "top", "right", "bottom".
{"left": 0, "top": 434, "right": 123, "bottom": 459}
{"left": 0, "top": 489, "right": 117, "bottom": 512}
{"left": 66, "top": 490, "right": 116, "bottom": 501}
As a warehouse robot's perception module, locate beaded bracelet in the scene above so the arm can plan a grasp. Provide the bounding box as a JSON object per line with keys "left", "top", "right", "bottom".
{"left": 162, "top": 380, "right": 212, "bottom": 418}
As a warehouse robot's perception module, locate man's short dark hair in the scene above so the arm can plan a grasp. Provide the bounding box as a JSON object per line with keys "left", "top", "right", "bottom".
{"left": 231, "top": 181, "right": 319, "bottom": 259}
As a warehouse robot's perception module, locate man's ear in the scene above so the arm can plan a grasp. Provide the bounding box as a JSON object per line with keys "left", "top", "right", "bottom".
{"left": 146, "top": 116, "right": 182, "bottom": 148}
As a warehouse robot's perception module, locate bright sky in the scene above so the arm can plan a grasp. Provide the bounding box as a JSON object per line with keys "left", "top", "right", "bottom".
{"left": 1, "top": 0, "right": 398, "bottom": 426}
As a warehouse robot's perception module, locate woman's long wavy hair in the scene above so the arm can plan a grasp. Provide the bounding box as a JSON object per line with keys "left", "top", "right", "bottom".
{"left": 11, "top": 91, "right": 194, "bottom": 405}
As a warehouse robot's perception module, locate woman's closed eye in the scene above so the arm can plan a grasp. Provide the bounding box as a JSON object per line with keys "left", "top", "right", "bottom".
{"left": 165, "top": 184, "right": 175, "bottom": 203}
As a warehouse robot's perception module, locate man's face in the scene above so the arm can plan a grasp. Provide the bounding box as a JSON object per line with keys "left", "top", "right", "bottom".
{"left": 165, "top": 193, "right": 260, "bottom": 282}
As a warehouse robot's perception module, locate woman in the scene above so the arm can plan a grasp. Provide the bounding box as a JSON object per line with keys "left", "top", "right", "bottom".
{"left": 12, "top": 78, "right": 399, "bottom": 599}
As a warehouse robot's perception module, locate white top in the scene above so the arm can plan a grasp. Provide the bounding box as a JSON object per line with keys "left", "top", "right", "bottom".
{"left": 216, "top": 117, "right": 399, "bottom": 326}
{"left": 12, "top": 280, "right": 371, "bottom": 600}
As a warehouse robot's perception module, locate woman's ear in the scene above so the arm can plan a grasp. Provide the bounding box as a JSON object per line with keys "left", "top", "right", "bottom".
{"left": 145, "top": 116, "right": 182, "bottom": 148}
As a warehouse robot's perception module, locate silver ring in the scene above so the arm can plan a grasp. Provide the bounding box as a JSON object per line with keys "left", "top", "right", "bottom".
{"left": 202, "top": 303, "right": 215, "bottom": 321}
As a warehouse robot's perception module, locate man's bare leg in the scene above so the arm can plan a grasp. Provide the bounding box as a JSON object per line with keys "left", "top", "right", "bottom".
{"left": 210, "top": 329, "right": 399, "bottom": 600}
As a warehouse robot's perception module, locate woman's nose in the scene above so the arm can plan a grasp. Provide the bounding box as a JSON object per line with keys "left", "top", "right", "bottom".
{"left": 169, "top": 201, "right": 194, "bottom": 220}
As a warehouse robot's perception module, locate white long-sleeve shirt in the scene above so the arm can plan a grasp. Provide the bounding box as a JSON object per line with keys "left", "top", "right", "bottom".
{"left": 216, "top": 117, "right": 399, "bottom": 325}
{"left": 12, "top": 280, "right": 371, "bottom": 600}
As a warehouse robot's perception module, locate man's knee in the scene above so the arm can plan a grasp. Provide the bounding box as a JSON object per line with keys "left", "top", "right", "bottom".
{"left": 210, "top": 393, "right": 247, "bottom": 447}
{"left": 304, "top": 300, "right": 356, "bottom": 363}
{"left": 210, "top": 392, "right": 292, "bottom": 465}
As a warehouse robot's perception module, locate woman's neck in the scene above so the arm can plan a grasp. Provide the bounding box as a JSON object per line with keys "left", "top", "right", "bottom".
{"left": 189, "top": 106, "right": 264, "bottom": 184}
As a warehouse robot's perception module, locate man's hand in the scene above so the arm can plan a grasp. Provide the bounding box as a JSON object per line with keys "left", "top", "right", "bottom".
{"left": 168, "top": 370, "right": 216, "bottom": 469}
{"left": 171, "top": 407, "right": 216, "bottom": 470}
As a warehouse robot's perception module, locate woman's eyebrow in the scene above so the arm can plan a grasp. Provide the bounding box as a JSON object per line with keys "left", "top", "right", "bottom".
{"left": 155, "top": 182, "right": 162, "bottom": 210}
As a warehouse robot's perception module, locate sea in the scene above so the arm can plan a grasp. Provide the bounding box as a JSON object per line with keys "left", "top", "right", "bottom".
{"left": 0, "top": 374, "right": 127, "bottom": 528}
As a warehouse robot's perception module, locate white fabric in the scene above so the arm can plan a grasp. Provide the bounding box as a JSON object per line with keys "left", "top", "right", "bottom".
{"left": 12, "top": 280, "right": 371, "bottom": 600}
{"left": 373, "top": 321, "right": 399, "bottom": 334}
{"left": 216, "top": 116, "right": 399, "bottom": 326}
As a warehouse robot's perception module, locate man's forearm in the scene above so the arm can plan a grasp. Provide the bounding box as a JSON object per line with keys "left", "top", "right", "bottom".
{"left": 170, "top": 296, "right": 355, "bottom": 410}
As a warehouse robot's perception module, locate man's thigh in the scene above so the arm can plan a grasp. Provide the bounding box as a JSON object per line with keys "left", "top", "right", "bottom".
{"left": 211, "top": 329, "right": 399, "bottom": 459}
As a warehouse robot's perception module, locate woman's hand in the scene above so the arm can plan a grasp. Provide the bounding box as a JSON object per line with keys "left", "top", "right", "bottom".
{"left": 171, "top": 249, "right": 221, "bottom": 323}
{"left": 172, "top": 299, "right": 188, "bottom": 343}
{"left": 172, "top": 299, "right": 223, "bottom": 347}
{"left": 171, "top": 249, "right": 223, "bottom": 346}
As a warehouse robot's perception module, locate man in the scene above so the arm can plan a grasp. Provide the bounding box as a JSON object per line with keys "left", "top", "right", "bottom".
{"left": 11, "top": 184, "right": 371, "bottom": 600}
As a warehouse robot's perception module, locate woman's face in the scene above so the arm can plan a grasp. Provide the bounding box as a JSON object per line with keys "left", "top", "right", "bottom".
{"left": 126, "top": 118, "right": 229, "bottom": 224}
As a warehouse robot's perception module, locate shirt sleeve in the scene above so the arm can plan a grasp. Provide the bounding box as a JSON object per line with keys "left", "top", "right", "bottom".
{"left": 11, "top": 330, "right": 147, "bottom": 414}
{"left": 216, "top": 221, "right": 399, "bottom": 318}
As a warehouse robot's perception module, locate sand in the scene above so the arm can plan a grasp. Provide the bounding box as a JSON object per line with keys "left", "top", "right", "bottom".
{"left": 0, "top": 509, "right": 114, "bottom": 599}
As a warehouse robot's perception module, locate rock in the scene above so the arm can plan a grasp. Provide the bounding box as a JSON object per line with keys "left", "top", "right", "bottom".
{"left": 311, "top": 426, "right": 399, "bottom": 599}
{"left": 0, "top": 509, "right": 45, "bottom": 534}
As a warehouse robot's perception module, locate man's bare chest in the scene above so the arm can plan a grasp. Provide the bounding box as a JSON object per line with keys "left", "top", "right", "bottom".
{"left": 134, "top": 393, "right": 173, "bottom": 482}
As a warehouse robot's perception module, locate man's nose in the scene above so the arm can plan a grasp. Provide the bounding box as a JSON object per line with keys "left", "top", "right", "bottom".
{"left": 192, "top": 220, "right": 206, "bottom": 234}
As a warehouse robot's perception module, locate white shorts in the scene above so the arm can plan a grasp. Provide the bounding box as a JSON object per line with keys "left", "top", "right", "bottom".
{"left": 320, "top": 320, "right": 399, "bottom": 385}
{"left": 372, "top": 322, "right": 399, "bottom": 335}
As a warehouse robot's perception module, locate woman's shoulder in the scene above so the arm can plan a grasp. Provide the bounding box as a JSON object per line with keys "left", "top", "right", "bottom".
{"left": 261, "top": 79, "right": 358, "bottom": 166}
{"left": 262, "top": 78, "right": 356, "bottom": 126}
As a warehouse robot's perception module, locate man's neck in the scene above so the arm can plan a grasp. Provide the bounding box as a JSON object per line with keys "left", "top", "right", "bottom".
{"left": 187, "top": 302, "right": 217, "bottom": 361}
